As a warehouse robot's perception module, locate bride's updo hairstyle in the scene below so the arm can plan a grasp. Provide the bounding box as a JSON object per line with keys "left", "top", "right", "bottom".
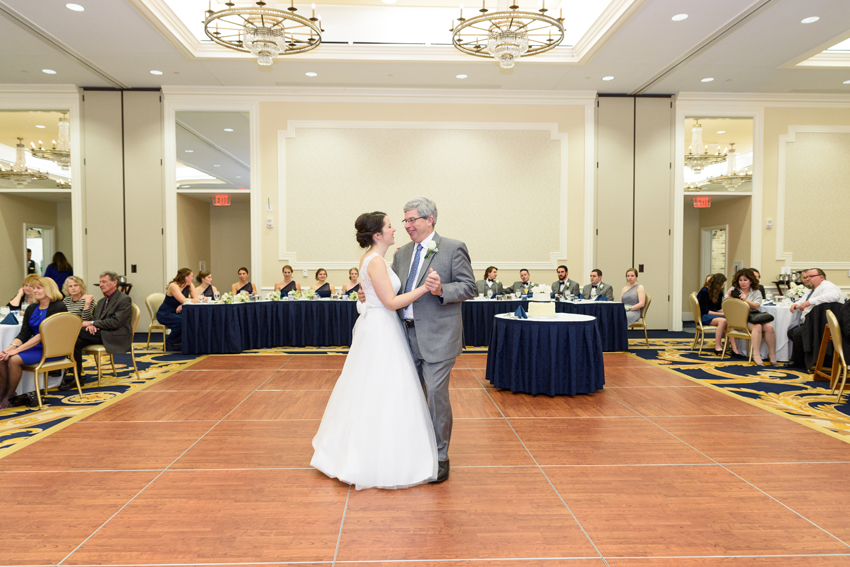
{"left": 355, "top": 211, "right": 387, "bottom": 248}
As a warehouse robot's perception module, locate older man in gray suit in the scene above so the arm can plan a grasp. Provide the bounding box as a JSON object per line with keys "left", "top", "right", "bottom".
{"left": 392, "top": 197, "right": 476, "bottom": 483}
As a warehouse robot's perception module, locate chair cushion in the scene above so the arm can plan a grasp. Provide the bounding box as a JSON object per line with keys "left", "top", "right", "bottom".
{"left": 22, "top": 358, "right": 74, "bottom": 372}
{"left": 82, "top": 345, "right": 109, "bottom": 354}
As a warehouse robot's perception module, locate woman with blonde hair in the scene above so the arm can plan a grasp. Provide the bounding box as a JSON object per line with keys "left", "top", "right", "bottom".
{"left": 274, "top": 265, "right": 301, "bottom": 294}
{"left": 342, "top": 267, "right": 360, "bottom": 294}
{"left": 156, "top": 268, "right": 199, "bottom": 351}
{"left": 6, "top": 274, "right": 40, "bottom": 309}
{"left": 0, "top": 277, "right": 69, "bottom": 408}
{"left": 62, "top": 276, "right": 96, "bottom": 321}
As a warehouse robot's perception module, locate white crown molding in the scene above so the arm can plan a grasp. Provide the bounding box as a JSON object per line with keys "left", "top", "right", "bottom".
{"left": 162, "top": 86, "right": 597, "bottom": 106}
{"left": 776, "top": 125, "right": 850, "bottom": 270}
{"left": 0, "top": 84, "right": 80, "bottom": 96}
{"left": 793, "top": 52, "right": 850, "bottom": 69}
{"left": 277, "top": 120, "right": 569, "bottom": 271}
{"left": 677, "top": 92, "right": 850, "bottom": 108}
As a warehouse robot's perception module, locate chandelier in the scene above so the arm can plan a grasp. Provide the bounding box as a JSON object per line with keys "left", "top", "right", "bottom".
{"left": 708, "top": 143, "right": 752, "bottom": 191}
{"left": 0, "top": 138, "right": 49, "bottom": 187}
{"left": 684, "top": 121, "right": 726, "bottom": 173}
{"left": 452, "top": 1, "right": 565, "bottom": 69}
{"left": 29, "top": 113, "right": 71, "bottom": 170}
{"left": 203, "top": 1, "right": 322, "bottom": 66}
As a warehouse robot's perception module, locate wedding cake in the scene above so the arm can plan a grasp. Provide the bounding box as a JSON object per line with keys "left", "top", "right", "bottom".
{"left": 527, "top": 285, "right": 555, "bottom": 318}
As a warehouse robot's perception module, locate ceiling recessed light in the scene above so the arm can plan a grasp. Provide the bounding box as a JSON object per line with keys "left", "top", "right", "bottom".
{"left": 456, "top": 74, "right": 468, "bottom": 79}
{"left": 235, "top": 176, "right": 241, "bottom": 179}
{"left": 223, "top": 128, "right": 234, "bottom": 132}
{"left": 701, "top": 77, "right": 714, "bottom": 82}
{"left": 716, "top": 130, "right": 726, "bottom": 134}
{"left": 184, "top": 150, "right": 194, "bottom": 153}
{"left": 801, "top": 16, "right": 819, "bottom": 24}
{"left": 42, "top": 69, "right": 57, "bottom": 75}
{"left": 35, "top": 125, "right": 46, "bottom": 129}
{"left": 65, "top": 3, "right": 84, "bottom": 11}
{"left": 213, "top": 164, "right": 220, "bottom": 167}
{"left": 305, "top": 72, "right": 317, "bottom": 77}
{"left": 602, "top": 76, "right": 614, "bottom": 81}
{"left": 671, "top": 13, "right": 688, "bottom": 21}
{"left": 150, "top": 70, "right": 163, "bottom": 75}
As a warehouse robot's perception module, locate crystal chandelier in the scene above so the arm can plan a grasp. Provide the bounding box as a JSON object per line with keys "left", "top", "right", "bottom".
{"left": 684, "top": 121, "right": 726, "bottom": 173}
{"left": 30, "top": 113, "right": 71, "bottom": 170}
{"left": 0, "top": 138, "right": 49, "bottom": 187}
{"left": 708, "top": 143, "right": 752, "bottom": 191}
{"left": 452, "top": 1, "right": 565, "bottom": 69}
{"left": 204, "top": 1, "right": 322, "bottom": 66}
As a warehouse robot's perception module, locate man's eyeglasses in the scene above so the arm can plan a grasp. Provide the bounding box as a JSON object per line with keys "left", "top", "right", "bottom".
{"left": 402, "top": 217, "right": 425, "bottom": 225}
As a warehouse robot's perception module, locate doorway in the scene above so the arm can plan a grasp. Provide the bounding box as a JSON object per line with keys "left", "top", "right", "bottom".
{"left": 24, "top": 224, "right": 55, "bottom": 278}
{"left": 701, "top": 225, "right": 727, "bottom": 283}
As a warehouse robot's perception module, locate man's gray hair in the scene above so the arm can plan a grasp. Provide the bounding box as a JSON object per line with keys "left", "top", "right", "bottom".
{"left": 99, "top": 271, "right": 119, "bottom": 282}
{"left": 404, "top": 197, "right": 438, "bottom": 226}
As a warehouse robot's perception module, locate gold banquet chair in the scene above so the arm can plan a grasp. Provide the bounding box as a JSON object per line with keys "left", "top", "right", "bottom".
{"left": 689, "top": 292, "right": 718, "bottom": 355}
{"left": 20, "top": 312, "right": 83, "bottom": 410}
{"left": 826, "top": 311, "right": 848, "bottom": 402}
{"left": 720, "top": 297, "right": 753, "bottom": 365}
{"left": 145, "top": 293, "right": 167, "bottom": 351}
{"left": 628, "top": 294, "right": 651, "bottom": 346}
{"left": 82, "top": 304, "right": 142, "bottom": 386}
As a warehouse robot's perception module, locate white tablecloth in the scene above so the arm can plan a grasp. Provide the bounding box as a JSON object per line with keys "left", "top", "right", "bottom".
{"left": 734, "top": 304, "right": 801, "bottom": 362}
{"left": 0, "top": 321, "right": 65, "bottom": 396}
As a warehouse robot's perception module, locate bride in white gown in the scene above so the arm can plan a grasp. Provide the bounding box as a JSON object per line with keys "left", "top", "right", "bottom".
{"left": 311, "top": 211, "right": 438, "bottom": 490}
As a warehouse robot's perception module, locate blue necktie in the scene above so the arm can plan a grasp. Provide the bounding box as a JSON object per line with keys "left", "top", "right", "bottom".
{"left": 404, "top": 243, "right": 423, "bottom": 294}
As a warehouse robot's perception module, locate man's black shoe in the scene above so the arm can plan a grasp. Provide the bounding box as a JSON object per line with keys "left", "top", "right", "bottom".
{"left": 434, "top": 460, "right": 449, "bottom": 483}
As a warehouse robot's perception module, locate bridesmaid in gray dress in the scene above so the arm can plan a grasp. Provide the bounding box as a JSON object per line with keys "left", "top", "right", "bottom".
{"left": 621, "top": 268, "right": 646, "bottom": 325}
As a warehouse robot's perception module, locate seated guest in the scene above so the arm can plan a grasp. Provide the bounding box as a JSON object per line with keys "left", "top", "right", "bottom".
{"left": 26, "top": 248, "right": 38, "bottom": 275}
{"left": 750, "top": 268, "right": 768, "bottom": 298}
{"left": 68, "top": 271, "right": 134, "bottom": 388}
{"left": 476, "top": 266, "right": 506, "bottom": 297}
{"left": 582, "top": 269, "right": 614, "bottom": 300}
{"left": 156, "top": 268, "right": 200, "bottom": 352}
{"left": 7, "top": 274, "right": 40, "bottom": 309}
{"left": 728, "top": 269, "right": 775, "bottom": 366}
{"left": 195, "top": 271, "right": 217, "bottom": 299}
{"left": 310, "top": 268, "right": 334, "bottom": 297}
{"left": 508, "top": 269, "right": 535, "bottom": 296}
{"left": 788, "top": 268, "right": 844, "bottom": 368}
{"left": 0, "top": 277, "right": 68, "bottom": 408}
{"left": 698, "top": 274, "right": 728, "bottom": 355}
{"left": 231, "top": 267, "right": 257, "bottom": 296}
{"left": 552, "top": 265, "right": 580, "bottom": 298}
{"left": 342, "top": 267, "right": 361, "bottom": 294}
{"left": 43, "top": 251, "right": 73, "bottom": 290}
{"left": 621, "top": 268, "right": 647, "bottom": 325}
{"left": 62, "top": 276, "right": 96, "bottom": 321}
{"left": 274, "top": 265, "right": 301, "bottom": 294}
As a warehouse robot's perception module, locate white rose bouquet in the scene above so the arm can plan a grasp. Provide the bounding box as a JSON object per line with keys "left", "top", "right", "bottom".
{"left": 292, "top": 290, "right": 302, "bottom": 300}
{"left": 220, "top": 292, "right": 234, "bottom": 304}
{"left": 785, "top": 282, "right": 807, "bottom": 300}
{"left": 305, "top": 289, "right": 316, "bottom": 300}
{"left": 266, "top": 291, "right": 282, "bottom": 301}
{"left": 348, "top": 291, "right": 358, "bottom": 301}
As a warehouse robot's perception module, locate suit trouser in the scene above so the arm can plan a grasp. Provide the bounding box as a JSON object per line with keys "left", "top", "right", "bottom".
{"left": 75, "top": 329, "right": 104, "bottom": 377}
{"left": 788, "top": 323, "right": 806, "bottom": 369}
{"left": 405, "top": 326, "right": 455, "bottom": 462}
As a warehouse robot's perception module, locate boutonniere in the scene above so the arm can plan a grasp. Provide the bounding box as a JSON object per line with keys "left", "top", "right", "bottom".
{"left": 598, "top": 284, "right": 604, "bottom": 291}
{"left": 425, "top": 240, "right": 439, "bottom": 259}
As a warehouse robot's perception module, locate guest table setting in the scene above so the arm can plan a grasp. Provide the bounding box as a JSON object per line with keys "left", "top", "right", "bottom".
{"left": 0, "top": 308, "right": 65, "bottom": 395}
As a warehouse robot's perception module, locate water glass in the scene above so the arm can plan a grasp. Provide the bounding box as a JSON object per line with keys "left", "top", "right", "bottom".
{"left": 214, "top": 291, "right": 221, "bottom": 301}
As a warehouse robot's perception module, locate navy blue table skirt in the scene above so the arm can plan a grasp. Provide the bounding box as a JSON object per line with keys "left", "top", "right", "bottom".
{"left": 485, "top": 314, "right": 605, "bottom": 396}
{"left": 462, "top": 300, "right": 628, "bottom": 352}
{"left": 182, "top": 301, "right": 360, "bottom": 354}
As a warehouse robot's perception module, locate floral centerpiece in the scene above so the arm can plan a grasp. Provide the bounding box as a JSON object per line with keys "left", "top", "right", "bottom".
{"left": 348, "top": 291, "right": 358, "bottom": 301}
{"left": 291, "top": 290, "right": 301, "bottom": 300}
{"left": 785, "top": 282, "right": 807, "bottom": 300}
{"left": 304, "top": 289, "right": 316, "bottom": 300}
{"left": 266, "top": 291, "right": 282, "bottom": 301}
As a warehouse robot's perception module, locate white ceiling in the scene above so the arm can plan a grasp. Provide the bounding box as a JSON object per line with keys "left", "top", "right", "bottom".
{"left": 0, "top": 0, "right": 848, "bottom": 94}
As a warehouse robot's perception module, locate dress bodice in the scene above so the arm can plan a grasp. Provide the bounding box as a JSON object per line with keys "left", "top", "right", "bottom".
{"left": 315, "top": 283, "right": 332, "bottom": 298}
{"left": 236, "top": 282, "right": 253, "bottom": 295}
{"left": 622, "top": 284, "right": 639, "bottom": 308}
{"left": 201, "top": 285, "right": 215, "bottom": 298}
{"left": 279, "top": 281, "right": 296, "bottom": 294}
{"left": 361, "top": 253, "right": 399, "bottom": 311}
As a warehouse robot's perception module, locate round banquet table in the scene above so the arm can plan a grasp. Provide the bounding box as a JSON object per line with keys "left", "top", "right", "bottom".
{"left": 0, "top": 319, "right": 64, "bottom": 395}
{"left": 484, "top": 313, "right": 606, "bottom": 396}
{"left": 734, "top": 303, "right": 801, "bottom": 362}
{"left": 463, "top": 299, "right": 628, "bottom": 352}
{"left": 182, "top": 299, "right": 361, "bottom": 354}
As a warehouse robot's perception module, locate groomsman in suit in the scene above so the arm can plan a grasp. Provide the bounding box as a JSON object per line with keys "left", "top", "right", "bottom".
{"left": 508, "top": 269, "right": 535, "bottom": 295}
{"left": 64, "top": 271, "right": 134, "bottom": 388}
{"left": 582, "top": 269, "right": 614, "bottom": 300}
{"left": 552, "top": 265, "right": 580, "bottom": 298}
{"left": 476, "top": 266, "right": 506, "bottom": 297}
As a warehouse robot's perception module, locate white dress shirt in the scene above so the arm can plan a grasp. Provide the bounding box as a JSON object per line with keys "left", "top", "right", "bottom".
{"left": 402, "top": 231, "right": 436, "bottom": 320}
{"left": 796, "top": 279, "right": 844, "bottom": 322}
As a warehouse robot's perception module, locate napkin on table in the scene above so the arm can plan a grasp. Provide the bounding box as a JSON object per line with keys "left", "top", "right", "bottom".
{"left": 1, "top": 312, "right": 20, "bottom": 325}
{"left": 594, "top": 295, "right": 609, "bottom": 302}
{"left": 513, "top": 306, "right": 528, "bottom": 319}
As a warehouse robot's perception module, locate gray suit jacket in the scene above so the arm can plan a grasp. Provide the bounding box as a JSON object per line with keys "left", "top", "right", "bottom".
{"left": 552, "top": 279, "right": 580, "bottom": 298}
{"left": 392, "top": 232, "right": 476, "bottom": 362}
{"left": 582, "top": 282, "right": 614, "bottom": 301}
{"left": 476, "top": 279, "right": 506, "bottom": 297}
{"left": 93, "top": 290, "right": 134, "bottom": 354}
{"left": 507, "top": 281, "right": 535, "bottom": 295}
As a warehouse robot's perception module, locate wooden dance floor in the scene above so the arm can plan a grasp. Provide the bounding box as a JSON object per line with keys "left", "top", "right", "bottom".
{"left": 2, "top": 352, "right": 850, "bottom": 566}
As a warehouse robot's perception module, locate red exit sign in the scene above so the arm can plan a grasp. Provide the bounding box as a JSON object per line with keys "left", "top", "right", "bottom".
{"left": 693, "top": 196, "right": 711, "bottom": 208}
{"left": 213, "top": 195, "right": 231, "bottom": 207}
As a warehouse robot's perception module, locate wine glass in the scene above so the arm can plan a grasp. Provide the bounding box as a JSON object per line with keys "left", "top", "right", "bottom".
{"left": 486, "top": 289, "right": 493, "bottom": 300}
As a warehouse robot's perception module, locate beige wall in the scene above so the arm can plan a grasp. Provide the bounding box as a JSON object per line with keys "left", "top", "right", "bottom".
{"left": 681, "top": 204, "right": 700, "bottom": 316}
{"left": 258, "top": 101, "right": 588, "bottom": 290}
{"left": 762, "top": 107, "right": 850, "bottom": 288}
{"left": 0, "top": 195, "right": 58, "bottom": 301}
{"left": 176, "top": 194, "right": 210, "bottom": 281}
{"left": 56, "top": 201, "right": 73, "bottom": 266}
{"left": 210, "top": 201, "right": 251, "bottom": 291}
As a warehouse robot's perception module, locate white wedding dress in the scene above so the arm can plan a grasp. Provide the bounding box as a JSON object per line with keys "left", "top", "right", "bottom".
{"left": 311, "top": 252, "right": 438, "bottom": 490}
